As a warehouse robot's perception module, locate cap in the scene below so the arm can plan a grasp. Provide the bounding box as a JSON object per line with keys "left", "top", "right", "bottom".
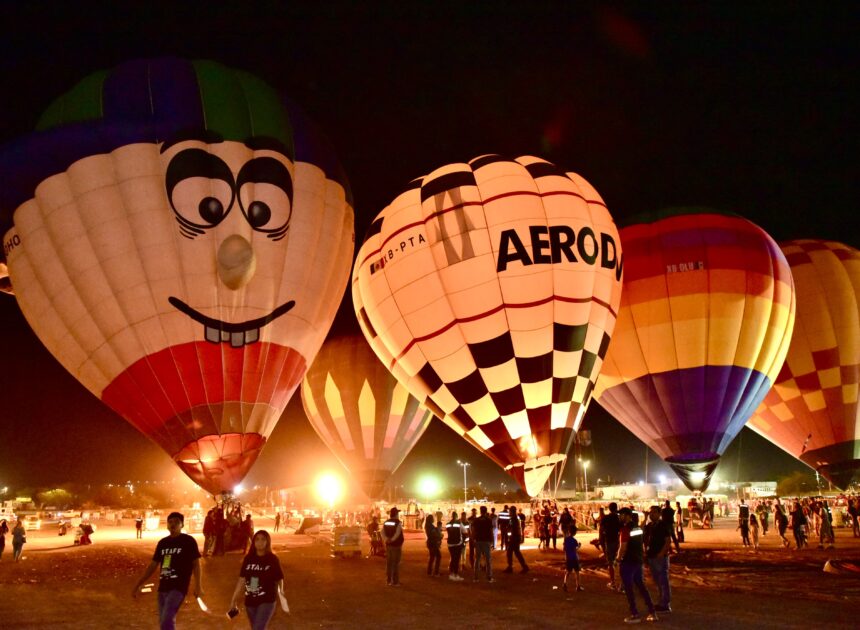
{"left": 389, "top": 507, "right": 400, "bottom": 517}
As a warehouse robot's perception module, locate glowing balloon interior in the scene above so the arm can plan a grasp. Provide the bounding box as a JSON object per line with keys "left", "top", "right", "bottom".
{"left": 0, "top": 58, "right": 354, "bottom": 494}
{"left": 594, "top": 208, "right": 795, "bottom": 492}
{"left": 301, "top": 335, "right": 433, "bottom": 498}
{"left": 353, "top": 155, "right": 623, "bottom": 496}
{"left": 748, "top": 240, "right": 860, "bottom": 489}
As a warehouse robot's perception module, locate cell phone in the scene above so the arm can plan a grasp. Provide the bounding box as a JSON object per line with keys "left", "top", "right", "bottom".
{"left": 227, "top": 607, "right": 240, "bottom": 619}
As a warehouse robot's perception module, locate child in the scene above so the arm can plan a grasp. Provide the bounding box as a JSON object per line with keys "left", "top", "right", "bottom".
{"left": 737, "top": 516, "right": 751, "bottom": 547}
{"left": 562, "top": 526, "right": 584, "bottom": 592}
{"left": 749, "top": 513, "right": 760, "bottom": 550}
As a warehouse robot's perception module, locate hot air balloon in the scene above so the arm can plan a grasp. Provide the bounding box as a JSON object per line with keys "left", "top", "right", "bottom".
{"left": 352, "top": 155, "right": 623, "bottom": 496}
{"left": 593, "top": 208, "right": 796, "bottom": 491}
{"left": 0, "top": 58, "right": 354, "bottom": 495}
{"left": 301, "top": 335, "right": 433, "bottom": 498}
{"left": 748, "top": 240, "right": 860, "bottom": 489}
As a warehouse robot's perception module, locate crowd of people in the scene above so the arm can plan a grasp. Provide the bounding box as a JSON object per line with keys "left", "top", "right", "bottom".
{"left": 201, "top": 504, "right": 255, "bottom": 557}
{"left": 0, "top": 518, "right": 27, "bottom": 562}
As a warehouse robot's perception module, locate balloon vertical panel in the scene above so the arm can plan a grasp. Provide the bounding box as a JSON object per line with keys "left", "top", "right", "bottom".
{"left": 0, "top": 58, "right": 354, "bottom": 494}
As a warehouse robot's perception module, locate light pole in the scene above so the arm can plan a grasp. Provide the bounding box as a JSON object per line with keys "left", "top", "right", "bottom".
{"left": 457, "top": 460, "right": 470, "bottom": 505}
{"left": 582, "top": 460, "right": 590, "bottom": 501}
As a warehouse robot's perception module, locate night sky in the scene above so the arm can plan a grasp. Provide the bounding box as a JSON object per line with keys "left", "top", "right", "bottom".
{"left": 0, "top": 3, "right": 857, "bottom": 493}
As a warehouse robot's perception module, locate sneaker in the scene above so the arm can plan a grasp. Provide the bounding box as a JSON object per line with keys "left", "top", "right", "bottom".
{"left": 448, "top": 574, "right": 458, "bottom": 581}
{"left": 607, "top": 582, "right": 617, "bottom": 590}
{"left": 624, "top": 615, "right": 641, "bottom": 624}
{"left": 456, "top": 575, "right": 465, "bottom": 581}
{"left": 645, "top": 613, "right": 659, "bottom": 622}
{"left": 577, "top": 586, "right": 585, "bottom": 592}
{"left": 655, "top": 606, "right": 671, "bottom": 614}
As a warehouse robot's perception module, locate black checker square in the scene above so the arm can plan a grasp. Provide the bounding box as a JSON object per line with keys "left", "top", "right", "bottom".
{"left": 446, "top": 370, "right": 488, "bottom": 405}
{"left": 598, "top": 332, "right": 612, "bottom": 360}
{"left": 552, "top": 376, "right": 577, "bottom": 404}
{"left": 490, "top": 385, "right": 527, "bottom": 416}
{"left": 469, "top": 154, "right": 509, "bottom": 170}
{"left": 450, "top": 405, "right": 477, "bottom": 431}
{"left": 516, "top": 353, "right": 553, "bottom": 383}
{"left": 422, "top": 396, "right": 446, "bottom": 421}
{"left": 480, "top": 418, "right": 511, "bottom": 443}
{"left": 582, "top": 380, "right": 595, "bottom": 406}
{"left": 554, "top": 323, "right": 588, "bottom": 352}
{"left": 526, "top": 405, "right": 552, "bottom": 434}
{"left": 578, "top": 351, "right": 597, "bottom": 378}
{"left": 417, "top": 362, "right": 443, "bottom": 393}
{"left": 524, "top": 160, "right": 568, "bottom": 180}
{"left": 420, "top": 170, "right": 477, "bottom": 202}
{"left": 469, "top": 333, "right": 516, "bottom": 369}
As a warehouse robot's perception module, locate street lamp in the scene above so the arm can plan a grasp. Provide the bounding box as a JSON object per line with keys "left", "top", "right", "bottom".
{"left": 582, "top": 460, "right": 590, "bottom": 501}
{"left": 457, "top": 460, "right": 470, "bottom": 505}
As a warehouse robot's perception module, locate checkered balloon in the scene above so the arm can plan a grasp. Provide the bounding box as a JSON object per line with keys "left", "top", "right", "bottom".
{"left": 352, "top": 155, "right": 623, "bottom": 496}
{"left": 748, "top": 240, "right": 860, "bottom": 490}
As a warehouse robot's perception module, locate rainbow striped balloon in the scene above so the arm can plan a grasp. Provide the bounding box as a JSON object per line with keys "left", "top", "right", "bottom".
{"left": 593, "top": 208, "right": 795, "bottom": 490}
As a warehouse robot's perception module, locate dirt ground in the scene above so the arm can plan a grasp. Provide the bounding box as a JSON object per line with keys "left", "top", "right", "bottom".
{"left": 1, "top": 517, "right": 858, "bottom": 629}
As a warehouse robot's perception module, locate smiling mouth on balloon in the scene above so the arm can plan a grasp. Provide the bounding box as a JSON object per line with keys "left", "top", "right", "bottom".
{"left": 168, "top": 297, "right": 295, "bottom": 348}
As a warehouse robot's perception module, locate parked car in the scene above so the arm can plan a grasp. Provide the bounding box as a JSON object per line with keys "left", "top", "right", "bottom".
{"left": 24, "top": 515, "right": 41, "bottom": 530}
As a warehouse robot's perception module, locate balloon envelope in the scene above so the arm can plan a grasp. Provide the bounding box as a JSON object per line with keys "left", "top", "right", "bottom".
{"left": 593, "top": 208, "right": 795, "bottom": 491}
{"left": 353, "top": 155, "right": 623, "bottom": 496}
{"left": 0, "top": 58, "right": 354, "bottom": 494}
{"left": 748, "top": 240, "right": 860, "bottom": 489}
{"left": 301, "top": 335, "right": 433, "bottom": 498}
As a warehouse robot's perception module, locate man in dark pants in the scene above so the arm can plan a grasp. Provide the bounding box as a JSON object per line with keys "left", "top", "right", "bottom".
{"left": 600, "top": 502, "right": 622, "bottom": 591}
{"left": 472, "top": 505, "right": 495, "bottom": 582}
{"left": 132, "top": 511, "right": 203, "bottom": 630}
{"left": 647, "top": 508, "right": 673, "bottom": 614}
{"left": 498, "top": 505, "right": 510, "bottom": 551}
{"left": 502, "top": 506, "right": 529, "bottom": 574}
{"left": 382, "top": 507, "right": 404, "bottom": 586}
{"left": 618, "top": 508, "right": 657, "bottom": 624}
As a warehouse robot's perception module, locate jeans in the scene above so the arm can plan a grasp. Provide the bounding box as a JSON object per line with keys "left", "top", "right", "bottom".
{"left": 157, "top": 589, "right": 185, "bottom": 630}
{"left": 386, "top": 545, "right": 402, "bottom": 584}
{"left": 506, "top": 541, "right": 528, "bottom": 570}
{"left": 427, "top": 544, "right": 441, "bottom": 575}
{"left": 246, "top": 601, "right": 276, "bottom": 630}
{"left": 620, "top": 561, "right": 655, "bottom": 617}
{"left": 474, "top": 541, "right": 493, "bottom": 579}
{"left": 12, "top": 541, "right": 24, "bottom": 561}
{"left": 647, "top": 556, "right": 670, "bottom": 608}
{"left": 448, "top": 545, "right": 463, "bottom": 575}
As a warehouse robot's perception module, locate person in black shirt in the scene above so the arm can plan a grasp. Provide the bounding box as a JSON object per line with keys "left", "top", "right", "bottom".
{"left": 471, "top": 505, "right": 495, "bottom": 582}
{"left": 382, "top": 507, "right": 405, "bottom": 586}
{"left": 498, "top": 506, "right": 510, "bottom": 551}
{"left": 424, "top": 514, "right": 443, "bottom": 576}
{"left": 502, "top": 506, "right": 529, "bottom": 574}
{"left": 600, "top": 502, "right": 622, "bottom": 591}
{"left": 132, "top": 511, "right": 202, "bottom": 630}
{"left": 646, "top": 508, "right": 673, "bottom": 614}
{"left": 230, "top": 529, "right": 285, "bottom": 629}
{"left": 618, "top": 508, "right": 657, "bottom": 624}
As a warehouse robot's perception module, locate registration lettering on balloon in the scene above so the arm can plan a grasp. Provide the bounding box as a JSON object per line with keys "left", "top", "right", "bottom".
{"left": 0, "top": 58, "right": 354, "bottom": 495}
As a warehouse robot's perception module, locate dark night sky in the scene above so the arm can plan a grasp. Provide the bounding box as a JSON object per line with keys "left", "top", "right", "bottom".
{"left": 0, "top": 2, "right": 857, "bottom": 493}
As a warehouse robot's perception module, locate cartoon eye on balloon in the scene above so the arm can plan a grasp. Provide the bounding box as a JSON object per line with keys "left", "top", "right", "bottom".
{"left": 748, "top": 240, "right": 860, "bottom": 490}
{"left": 593, "top": 208, "right": 796, "bottom": 492}
{"left": 0, "top": 58, "right": 355, "bottom": 494}
{"left": 301, "top": 335, "right": 434, "bottom": 499}
{"left": 353, "top": 155, "right": 623, "bottom": 496}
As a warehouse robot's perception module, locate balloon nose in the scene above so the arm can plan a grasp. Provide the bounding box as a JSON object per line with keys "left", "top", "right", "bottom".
{"left": 217, "top": 235, "right": 256, "bottom": 290}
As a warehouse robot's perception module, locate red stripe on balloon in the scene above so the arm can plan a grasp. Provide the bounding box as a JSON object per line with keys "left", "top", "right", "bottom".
{"left": 102, "top": 341, "right": 306, "bottom": 438}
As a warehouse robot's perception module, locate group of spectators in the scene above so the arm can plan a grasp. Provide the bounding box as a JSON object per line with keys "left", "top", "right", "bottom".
{"left": 202, "top": 504, "right": 255, "bottom": 556}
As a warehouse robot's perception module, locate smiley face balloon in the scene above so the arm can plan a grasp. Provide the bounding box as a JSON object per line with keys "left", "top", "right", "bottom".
{"left": 0, "top": 59, "right": 354, "bottom": 494}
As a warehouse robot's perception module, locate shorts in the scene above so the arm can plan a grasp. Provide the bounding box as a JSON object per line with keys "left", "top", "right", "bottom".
{"left": 605, "top": 543, "right": 619, "bottom": 563}
{"left": 566, "top": 557, "right": 580, "bottom": 571}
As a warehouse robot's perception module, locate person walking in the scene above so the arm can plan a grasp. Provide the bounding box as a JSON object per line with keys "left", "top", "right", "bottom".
{"left": 818, "top": 501, "right": 835, "bottom": 549}
{"left": 0, "top": 519, "right": 8, "bottom": 561}
{"left": 131, "top": 511, "right": 203, "bottom": 630}
{"left": 502, "top": 506, "right": 529, "bottom": 574}
{"left": 229, "top": 530, "right": 285, "bottom": 630}
{"left": 774, "top": 500, "right": 791, "bottom": 548}
{"left": 600, "top": 502, "right": 622, "bottom": 591}
{"left": 562, "top": 525, "right": 583, "bottom": 592}
{"left": 471, "top": 505, "right": 494, "bottom": 582}
{"left": 135, "top": 514, "right": 144, "bottom": 539}
{"left": 618, "top": 507, "right": 658, "bottom": 624}
{"left": 11, "top": 519, "right": 26, "bottom": 562}
{"left": 424, "top": 514, "right": 443, "bottom": 577}
{"left": 498, "top": 505, "right": 510, "bottom": 551}
{"left": 737, "top": 514, "right": 751, "bottom": 547}
{"left": 382, "top": 507, "right": 404, "bottom": 586}
{"left": 241, "top": 514, "right": 255, "bottom": 554}
{"left": 749, "top": 514, "right": 760, "bottom": 550}
{"left": 445, "top": 511, "right": 465, "bottom": 581}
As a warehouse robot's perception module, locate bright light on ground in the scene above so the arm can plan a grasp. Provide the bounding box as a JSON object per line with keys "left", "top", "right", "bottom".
{"left": 418, "top": 475, "right": 441, "bottom": 500}
{"left": 316, "top": 472, "right": 344, "bottom": 508}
